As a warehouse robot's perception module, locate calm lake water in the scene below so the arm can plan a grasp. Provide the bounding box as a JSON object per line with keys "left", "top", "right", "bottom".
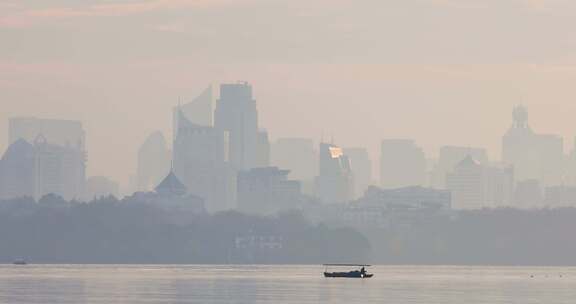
{"left": 0, "top": 265, "right": 574, "bottom": 303}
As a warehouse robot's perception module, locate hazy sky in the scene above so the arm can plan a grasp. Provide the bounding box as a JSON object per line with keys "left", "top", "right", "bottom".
{"left": 2, "top": 0, "right": 576, "bottom": 188}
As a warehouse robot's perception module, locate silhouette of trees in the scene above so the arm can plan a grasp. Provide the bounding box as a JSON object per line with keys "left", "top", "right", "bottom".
{"left": 0, "top": 195, "right": 370, "bottom": 264}
{"left": 369, "top": 207, "right": 576, "bottom": 265}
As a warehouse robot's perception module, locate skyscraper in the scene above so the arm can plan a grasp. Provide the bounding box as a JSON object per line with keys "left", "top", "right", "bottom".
{"left": 380, "top": 139, "right": 426, "bottom": 189}
{"left": 6, "top": 117, "right": 86, "bottom": 200}
{"left": 9, "top": 117, "right": 85, "bottom": 150}
{"left": 214, "top": 82, "right": 259, "bottom": 171}
{"left": 484, "top": 163, "right": 515, "bottom": 208}
{"left": 173, "top": 85, "right": 214, "bottom": 134}
{"left": 315, "top": 142, "right": 353, "bottom": 203}
{"left": 256, "top": 130, "right": 270, "bottom": 168}
{"left": 446, "top": 155, "right": 485, "bottom": 210}
{"left": 0, "top": 137, "right": 85, "bottom": 201}
{"left": 137, "top": 131, "right": 171, "bottom": 192}
{"left": 34, "top": 137, "right": 85, "bottom": 200}
{"left": 343, "top": 147, "right": 373, "bottom": 198}
{"left": 537, "top": 133, "right": 563, "bottom": 187}
{"left": 173, "top": 109, "right": 236, "bottom": 212}
{"left": 564, "top": 139, "right": 576, "bottom": 186}
{"left": 502, "top": 106, "right": 563, "bottom": 187}
{"left": 237, "top": 167, "right": 301, "bottom": 215}
{"left": 0, "top": 139, "right": 36, "bottom": 200}
{"left": 430, "top": 146, "right": 489, "bottom": 189}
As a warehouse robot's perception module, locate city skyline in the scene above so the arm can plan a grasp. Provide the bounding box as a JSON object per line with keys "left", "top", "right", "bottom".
{"left": 4, "top": 1, "right": 576, "bottom": 188}
{"left": 3, "top": 92, "right": 576, "bottom": 192}
{"left": 5, "top": 1, "right": 576, "bottom": 301}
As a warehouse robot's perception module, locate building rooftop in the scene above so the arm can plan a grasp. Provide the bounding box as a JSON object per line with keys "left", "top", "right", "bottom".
{"left": 456, "top": 155, "right": 481, "bottom": 168}
{"left": 155, "top": 171, "right": 187, "bottom": 196}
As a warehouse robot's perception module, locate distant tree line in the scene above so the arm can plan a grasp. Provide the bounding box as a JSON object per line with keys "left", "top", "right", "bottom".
{"left": 5, "top": 194, "right": 576, "bottom": 265}
{"left": 0, "top": 195, "right": 370, "bottom": 264}
{"left": 367, "top": 207, "right": 576, "bottom": 266}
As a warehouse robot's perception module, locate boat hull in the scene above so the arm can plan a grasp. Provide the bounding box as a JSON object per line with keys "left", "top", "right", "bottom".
{"left": 324, "top": 272, "right": 373, "bottom": 278}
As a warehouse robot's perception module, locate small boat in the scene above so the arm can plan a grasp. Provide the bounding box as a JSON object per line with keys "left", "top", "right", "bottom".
{"left": 13, "top": 259, "right": 27, "bottom": 265}
{"left": 323, "top": 264, "right": 373, "bottom": 278}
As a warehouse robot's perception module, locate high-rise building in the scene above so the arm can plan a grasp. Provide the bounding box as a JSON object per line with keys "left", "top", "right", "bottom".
{"left": 0, "top": 139, "right": 36, "bottom": 200}
{"left": 173, "top": 85, "right": 214, "bottom": 133}
{"left": 0, "top": 137, "right": 85, "bottom": 201}
{"left": 173, "top": 109, "right": 236, "bottom": 212}
{"left": 359, "top": 185, "right": 451, "bottom": 210}
{"left": 502, "top": 106, "right": 563, "bottom": 187}
{"left": 544, "top": 186, "right": 576, "bottom": 208}
{"left": 6, "top": 117, "right": 86, "bottom": 200}
{"left": 256, "top": 130, "right": 270, "bottom": 168}
{"left": 214, "top": 82, "right": 259, "bottom": 171}
{"left": 430, "top": 146, "right": 489, "bottom": 189}
{"left": 380, "top": 139, "right": 426, "bottom": 189}
{"left": 237, "top": 167, "right": 301, "bottom": 215}
{"left": 315, "top": 143, "right": 353, "bottom": 203}
{"left": 137, "top": 131, "right": 171, "bottom": 192}
{"left": 34, "top": 137, "right": 85, "bottom": 200}
{"left": 440, "top": 153, "right": 513, "bottom": 209}
{"left": 537, "top": 133, "right": 564, "bottom": 187}
{"left": 446, "top": 155, "right": 485, "bottom": 210}
{"left": 9, "top": 117, "right": 85, "bottom": 150}
{"left": 343, "top": 147, "right": 372, "bottom": 198}
{"left": 484, "top": 163, "right": 515, "bottom": 208}
{"left": 564, "top": 140, "right": 576, "bottom": 186}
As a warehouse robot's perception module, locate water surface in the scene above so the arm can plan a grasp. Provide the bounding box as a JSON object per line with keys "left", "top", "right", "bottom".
{"left": 0, "top": 265, "right": 574, "bottom": 303}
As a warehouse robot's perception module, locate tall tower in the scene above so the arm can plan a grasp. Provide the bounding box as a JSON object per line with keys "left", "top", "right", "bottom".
{"left": 173, "top": 85, "right": 214, "bottom": 135}
{"left": 446, "top": 155, "right": 485, "bottom": 210}
{"left": 502, "top": 105, "right": 563, "bottom": 188}
{"left": 173, "top": 106, "right": 236, "bottom": 212}
{"left": 503, "top": 105, "right": 537, "bottom": 182}
{"left": 137, "top": 131, "right": 171, "bottom": 192}
{"left": 214, "top": 82, "right": 259, "bottom": 171}
{"left": 7, "top": 117, "right": 86, "bottom": 200}
{"left": 344, "top": 147, "right": 372, "bottom": 198}
{"left": 315, "top": 142, "right": 354, "bottom": 203}
{"left": 512, "top": 105, "right": 529, "bottom": 129}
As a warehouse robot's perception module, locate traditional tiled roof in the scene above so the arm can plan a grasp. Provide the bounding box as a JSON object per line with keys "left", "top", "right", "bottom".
{"left": 155, "top": 170, "right": 187, "bottom": 196}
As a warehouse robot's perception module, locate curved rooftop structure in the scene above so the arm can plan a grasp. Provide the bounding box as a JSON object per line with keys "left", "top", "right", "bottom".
{"left": 1, "top": 138, "right": 35, "bottom": 161}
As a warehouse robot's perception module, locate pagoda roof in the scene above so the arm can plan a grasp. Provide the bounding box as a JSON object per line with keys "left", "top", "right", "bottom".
{"left": 155, "top": 170, "right": 187, "bottom": 196}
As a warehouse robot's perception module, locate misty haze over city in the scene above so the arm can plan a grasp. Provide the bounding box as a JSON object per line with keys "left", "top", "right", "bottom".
{"left": 4, "top": 1, "right": 576, "bottom": 303}
{"left": 3, "top": 0, "right": 576, "bottom": 188}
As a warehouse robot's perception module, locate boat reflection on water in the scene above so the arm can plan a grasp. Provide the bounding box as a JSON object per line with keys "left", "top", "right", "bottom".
{"left": 323, "top": 264, "right": 373, "bottom": 278}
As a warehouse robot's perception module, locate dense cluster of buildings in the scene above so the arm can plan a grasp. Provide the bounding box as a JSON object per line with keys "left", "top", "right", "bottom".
{"left": 3, "top": 84, "right": 576, "bottom": 217}
{"left": 0, "top": 117, "right": 122, "bottom": 202}
{"left": 0, "top": 118, "right": 87, "bottom": 201}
